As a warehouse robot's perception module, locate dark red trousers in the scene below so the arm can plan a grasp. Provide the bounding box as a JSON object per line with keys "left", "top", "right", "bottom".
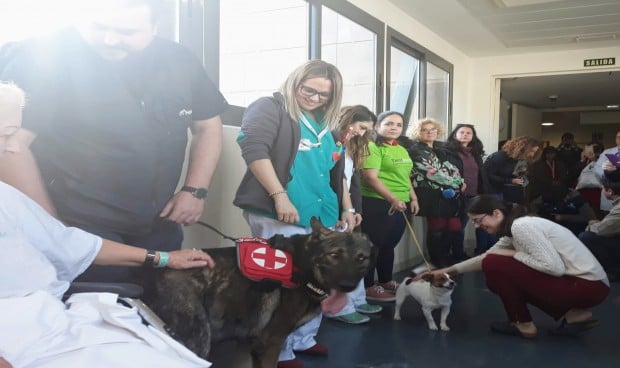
{"left": 482, "top": 254, "right": 609, "bottom": 322}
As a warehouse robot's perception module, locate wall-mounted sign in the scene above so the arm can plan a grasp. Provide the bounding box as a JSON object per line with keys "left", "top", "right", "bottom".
{"left": 584, "top": 58, "right": 615, "bottom": 67}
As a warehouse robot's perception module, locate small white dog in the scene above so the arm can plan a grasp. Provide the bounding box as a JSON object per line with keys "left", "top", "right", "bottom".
{"left": 393, "top": 272, "right": 456, "bottom": 331}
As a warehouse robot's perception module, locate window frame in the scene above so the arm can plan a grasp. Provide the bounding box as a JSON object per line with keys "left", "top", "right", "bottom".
{"left": 310, "top": 0, "right": 384, "bottom": 113}
{"left": 386, "top": 26, "right": 453, "bottom": 131}
{"left": 202, "top": 1, "right": 450, "bottom": 128}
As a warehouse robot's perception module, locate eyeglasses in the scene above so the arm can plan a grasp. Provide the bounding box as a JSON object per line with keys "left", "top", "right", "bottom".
{"left": 421, "top": 128, "right": 438, "bottom": 133}
{"left": 299, "top": 85, "right": 331, "bottom": 101}
{"left": 471, "top": 214, "right": 487, "bottom": 226}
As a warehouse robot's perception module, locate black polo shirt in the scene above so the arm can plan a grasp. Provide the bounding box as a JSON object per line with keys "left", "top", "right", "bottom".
{"left": 1, "top": 29, "right": 228, "bottom": 235}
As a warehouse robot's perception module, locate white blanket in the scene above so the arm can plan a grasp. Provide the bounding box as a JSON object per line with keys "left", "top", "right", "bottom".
{"left": 0, "top": 291, "right": 211, "bottom": 368}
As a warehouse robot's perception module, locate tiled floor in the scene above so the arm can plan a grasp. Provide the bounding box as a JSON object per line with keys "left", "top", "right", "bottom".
{"left": 298, "top": 272, "right": 620, "bottom": 368}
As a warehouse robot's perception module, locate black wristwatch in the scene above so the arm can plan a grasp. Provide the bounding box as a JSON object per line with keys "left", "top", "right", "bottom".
{"left": 180, "top": 186, "right": 208, "bottom": 199}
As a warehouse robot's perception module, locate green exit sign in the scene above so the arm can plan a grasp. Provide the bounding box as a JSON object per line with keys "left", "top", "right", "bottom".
{"left": 584, "top": 58, "right": 615, "bottom": 67}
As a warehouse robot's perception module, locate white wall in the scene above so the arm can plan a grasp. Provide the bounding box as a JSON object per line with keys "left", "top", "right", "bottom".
{"left": 511, "top": 103, "right": 542, "bottom": 138}
{"left": 183, "top": 126, "right": 249, "bottom": 250}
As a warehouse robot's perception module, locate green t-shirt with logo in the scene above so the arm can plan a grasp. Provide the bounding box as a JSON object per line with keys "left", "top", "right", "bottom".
{"left": 361, "top": 141, "right": 413, "bottom": 201}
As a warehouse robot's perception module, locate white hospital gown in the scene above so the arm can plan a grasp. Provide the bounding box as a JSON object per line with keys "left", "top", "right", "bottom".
{"left": 0, "top": 182, "right": 210, "bottom": 367}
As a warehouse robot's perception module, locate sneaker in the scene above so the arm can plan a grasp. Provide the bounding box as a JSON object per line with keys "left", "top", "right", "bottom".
{"left": 330, "top": 312, "right": 370, "bottom": 324}
{"left": 355, "top": 303, "right": 383, "bottom": 314}
{"left": 378, "top": 280, "right": 399, "bottom": 293}
{"left": 365, "top": 285, "right": 396, "bottom": 302}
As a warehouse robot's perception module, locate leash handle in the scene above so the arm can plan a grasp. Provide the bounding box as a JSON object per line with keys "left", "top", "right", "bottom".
{"left": 195, "top": 221, "right": 237, "bottom": 242}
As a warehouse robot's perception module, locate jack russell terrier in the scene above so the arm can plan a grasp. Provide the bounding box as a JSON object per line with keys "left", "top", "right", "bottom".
{"left": 393, "top": 272, "right": 456, "bottom": 331}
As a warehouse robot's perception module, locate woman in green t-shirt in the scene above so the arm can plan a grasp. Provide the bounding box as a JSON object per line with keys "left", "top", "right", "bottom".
{"left": 360, "top": 111, "right": 419, "bottom": 302}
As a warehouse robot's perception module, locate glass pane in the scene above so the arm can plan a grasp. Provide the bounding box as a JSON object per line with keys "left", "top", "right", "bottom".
{"left": 321, "top": 6, "right": 376, "bottom": 111}
{"left": 389, "top": 46, "right": 420, "bottom": 125}
{"left": 0, "top": 0, "right": 180, "bottom": 47}
{"left": 0, "top": 0, "right": 82, "bottom": 46}
{"left": 425, "top": 62, "right": 450, "bottom": 129}
{"left": 158, "top": 0, "right": 180, "bottom": 42}
{"left": 219, "top": 0, "right": 308, "bottom": 107}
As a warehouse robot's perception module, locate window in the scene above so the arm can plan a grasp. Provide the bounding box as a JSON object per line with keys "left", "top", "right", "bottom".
{"left": 320, "top": 5, "right": 377, "bottom": 111}
{"left": 388, "top": 45, "right": 420, "bottom": 125}
{"left": 386, "top": 27, "right": 452, "bottom": 132}
{"left": 218, "top": 0, "right": 308, "bottom": 107}
{"left": 0, "top": 0, "right": 180, "bottom": 47}
{"left": 0, "top": 0, "right": 84, "bottom": 46}
{"left": 425, "top": 62, "right": 450, "bottom": 127}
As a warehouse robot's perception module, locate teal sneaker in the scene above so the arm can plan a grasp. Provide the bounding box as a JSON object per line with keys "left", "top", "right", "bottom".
{"left": 355, "top": 303, "right": 383, "bottom": 314}
{"left": 330, "top": 312, "right": 370, "bottom": 324}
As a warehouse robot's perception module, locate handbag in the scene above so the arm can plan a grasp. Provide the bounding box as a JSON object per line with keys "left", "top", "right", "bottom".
{"left": 575, "top": 163, "right": 601, "bottom": 190}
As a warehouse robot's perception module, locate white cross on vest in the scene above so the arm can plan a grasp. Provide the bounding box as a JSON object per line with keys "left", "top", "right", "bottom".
{"left": 251, "top": 247, "right": 288, "bottom": 270}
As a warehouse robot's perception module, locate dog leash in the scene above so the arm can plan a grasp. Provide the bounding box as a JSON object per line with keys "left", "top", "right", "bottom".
{"left": 387, "top": 207, "right": 433, "bottom": 273}
{"left": 195, "top": 221, "right": 237, "bottom": 242}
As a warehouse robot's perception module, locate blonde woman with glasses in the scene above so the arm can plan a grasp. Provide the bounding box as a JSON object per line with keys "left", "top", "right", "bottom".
{"left": 234, "top": 60, "right": 349, "bottom": 368}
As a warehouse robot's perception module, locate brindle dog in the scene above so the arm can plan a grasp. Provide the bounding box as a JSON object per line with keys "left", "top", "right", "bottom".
{"left": 143, "top": 218, "right": 374, "bottom": 368}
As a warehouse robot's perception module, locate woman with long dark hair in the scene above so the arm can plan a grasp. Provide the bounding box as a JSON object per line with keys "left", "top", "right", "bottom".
{"left": 326, "top": 105, "right": 383, "bottom": 323}
{"left": 444, "top": 124, "right": 492, "bottom": 255}
{"left": 421, "top": 195, "right": 609, "bottom": 339}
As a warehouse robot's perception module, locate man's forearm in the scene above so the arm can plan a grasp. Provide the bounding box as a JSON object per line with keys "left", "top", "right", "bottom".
{"left": 185, "top": 116, "right": 223, "bottom": 189}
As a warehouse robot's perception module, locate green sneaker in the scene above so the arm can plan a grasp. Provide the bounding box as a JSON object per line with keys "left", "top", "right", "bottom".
{"left": 330, "top": 312, "right": 370, "bottom": 324}
{"left": 355, "top": 303, "right": 383, "bottom": 314}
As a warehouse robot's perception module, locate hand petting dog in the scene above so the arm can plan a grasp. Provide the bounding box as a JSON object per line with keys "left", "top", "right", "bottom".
{"left": 167, "top": 248, "right": 215, "bottom": 269}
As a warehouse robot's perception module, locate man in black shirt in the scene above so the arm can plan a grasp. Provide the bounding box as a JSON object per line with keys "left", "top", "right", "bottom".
{"left": 0, "top": 0, "right": 228, "bottom": 281}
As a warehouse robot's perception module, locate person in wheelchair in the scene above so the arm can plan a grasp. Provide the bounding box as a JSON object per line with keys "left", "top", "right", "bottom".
{"left": 0, "top": 82, "right": 215, "bottom": 367}
{"left": 529, "top": 186, "right": 598, "bottom": 236}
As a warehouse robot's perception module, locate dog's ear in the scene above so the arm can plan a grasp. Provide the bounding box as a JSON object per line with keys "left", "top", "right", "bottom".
{"left": 421, "top": 273, "right": 434, "bottom": 282}
{"left": 310, "top": 217, "right": 332, "bottom": 238}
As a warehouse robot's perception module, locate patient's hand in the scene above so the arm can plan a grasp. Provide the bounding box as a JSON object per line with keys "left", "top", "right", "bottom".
{"left": 167, "top": 248, "right": 215, "bottom": 269}
{"left": 0, "top": 357, "right": 13, "bottom": 368}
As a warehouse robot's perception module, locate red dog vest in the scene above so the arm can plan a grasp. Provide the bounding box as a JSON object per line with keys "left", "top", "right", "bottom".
{"left": 236, "top": 237, "right": 297, "bottom": 288}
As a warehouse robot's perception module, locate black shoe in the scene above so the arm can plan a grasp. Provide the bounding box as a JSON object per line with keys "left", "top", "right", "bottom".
{"left": 490, "top": 321, "right": 536, "bottom": 339}
{"left": 548, "top": 318, "right": 599, "bottom": 337}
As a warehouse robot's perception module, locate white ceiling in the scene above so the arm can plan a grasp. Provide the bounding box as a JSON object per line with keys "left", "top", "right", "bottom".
{"left": 389, "top": 0, "right": 620, "bottom": 110}
{"left": 500, "top": 71, "right": 620, "bottom": 109}
{"left": 390, "top": 0, "right": 620, "bottom": 57}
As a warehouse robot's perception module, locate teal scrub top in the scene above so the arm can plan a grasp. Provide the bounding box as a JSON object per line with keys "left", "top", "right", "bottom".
{"left": 287, "top": 112, "right": 339, "bottom": 227}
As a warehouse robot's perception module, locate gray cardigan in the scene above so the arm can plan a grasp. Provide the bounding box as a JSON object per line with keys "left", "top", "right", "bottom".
{"left": 233, "top": 93, "right": 301, "bottom": 215}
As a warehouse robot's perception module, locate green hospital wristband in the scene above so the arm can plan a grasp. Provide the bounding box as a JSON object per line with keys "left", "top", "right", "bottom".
{"left": 155, "top": 252, "right": 170, "bottom": 268}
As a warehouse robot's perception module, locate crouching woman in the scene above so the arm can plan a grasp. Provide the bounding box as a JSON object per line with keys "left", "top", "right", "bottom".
{"left": 423, "top": 194, "right": 609, "bottom": 338}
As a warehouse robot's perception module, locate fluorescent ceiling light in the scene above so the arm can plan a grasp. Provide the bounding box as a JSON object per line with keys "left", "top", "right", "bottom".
{"left": 541, "top": 122, "right": 555, "bottom": 126}
{"left": 493, "top": 0, "right": 563, "bottom": 7}
{"left": 606, "top": 104, "right": 619, "bottom": 109}
{"left": 575, "top": 33, "right": 617, "bottom": 43}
